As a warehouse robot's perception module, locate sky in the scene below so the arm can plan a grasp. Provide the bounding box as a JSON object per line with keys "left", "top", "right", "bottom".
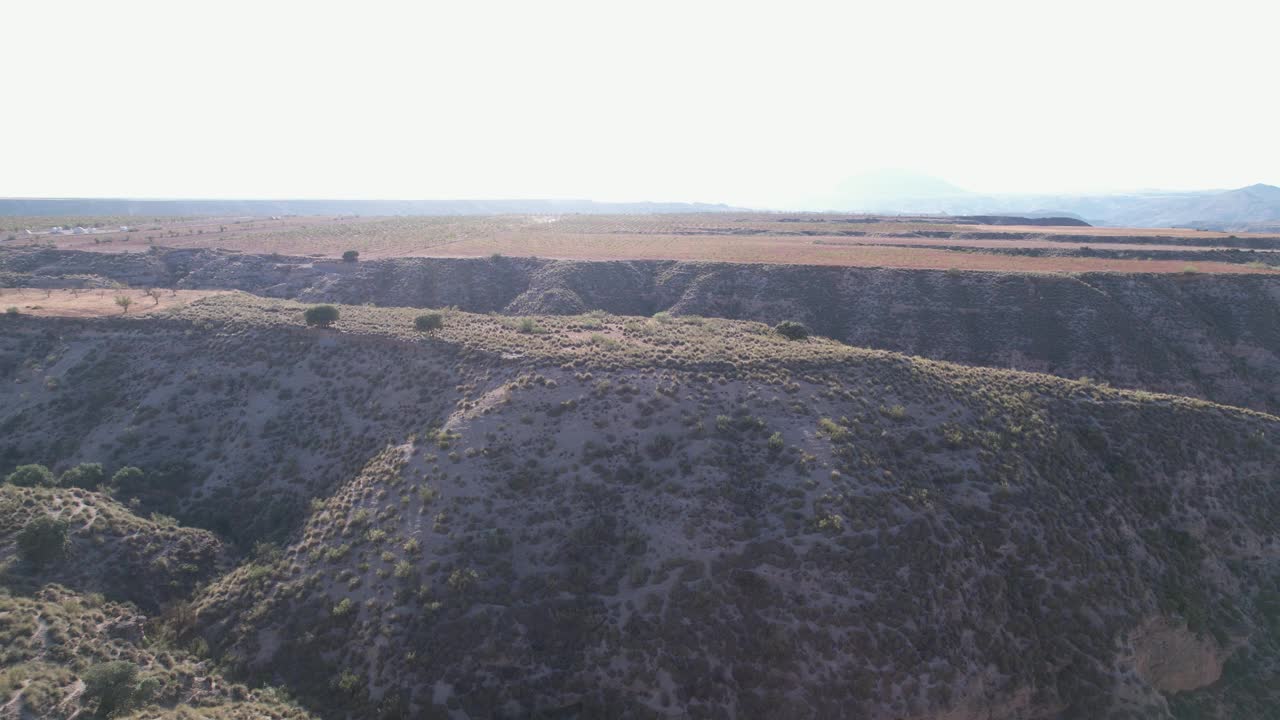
{"left": 4, "top": 0, "right": 1278, "bottom": 208}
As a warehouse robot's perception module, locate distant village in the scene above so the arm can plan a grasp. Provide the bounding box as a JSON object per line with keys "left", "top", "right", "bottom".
{"left": 29, "top": 225, "right": 132, "bottom": 236}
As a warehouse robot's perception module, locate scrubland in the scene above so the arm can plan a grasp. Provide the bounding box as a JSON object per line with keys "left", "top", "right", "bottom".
{"left": 0, "top": 293, "right": 1276, "bottom": 718}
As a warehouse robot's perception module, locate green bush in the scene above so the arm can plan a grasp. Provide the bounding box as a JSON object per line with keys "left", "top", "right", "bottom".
{"left": 17, "top": 516, "right": 69, "bottom": 569}
{"left": 82, "top": 661, "right": 146, "bottom": 717}
{"left": 110, "top": 466, "right": 146, "bottom": 496}
{"left": 768, "top": 432, "right": 785, "bottom": 453}
{"left": 774, "top": 321, "right": 810, "bottom": 341}
{"left": 304, "top": 305, "right": 340, "bottom": 328}
{"left": 5, "top": 464, "right": 55, "bottom": 487}
{"left": 414, "top": 313, "right": 443, "bottom": 332}
{"left": 342, "top": 250, "right": 359, "bottom": 262}
{"left": 448, "top": 567, "right": 479, "bottom": 593}
{"left": 60, "top": 462, "right": 105, "bottom": 490}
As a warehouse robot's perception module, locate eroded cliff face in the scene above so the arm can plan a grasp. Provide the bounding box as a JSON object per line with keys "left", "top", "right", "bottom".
{"left": 6, "top": 248, "right": 1279, "bottom": 412}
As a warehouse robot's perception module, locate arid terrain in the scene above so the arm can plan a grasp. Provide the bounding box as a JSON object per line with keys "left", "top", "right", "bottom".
{"left": 1, "top": 214, "right": 1278, "bottom": 719}
{"left": 9, "top": 0, "right": 1280, "bottom": 714}
{"left": 0, "top": 288, "right": 225, "bottom": 318}
{"left": 6, "top": 214, "right": 1279, "bottom": 272}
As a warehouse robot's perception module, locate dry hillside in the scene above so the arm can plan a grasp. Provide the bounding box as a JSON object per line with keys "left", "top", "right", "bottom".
{"left": 5, "top": 248, "right": 1280, "bottom": 413}
{"left": 0, "top": 295, "right": 1276, "bottom": 719}
{"left": 0, "top": 584, "right": 313, "bottom": 719}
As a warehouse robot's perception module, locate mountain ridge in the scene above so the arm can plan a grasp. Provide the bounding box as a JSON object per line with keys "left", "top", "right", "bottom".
{"left": 812, "top": 176, "right": 1280, "bottom": 230}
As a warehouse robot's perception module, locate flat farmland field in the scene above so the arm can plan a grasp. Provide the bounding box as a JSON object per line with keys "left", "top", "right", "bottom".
{"left": 432, "top": 231, "right": 1280, "bottom": 274}
{"left": 4, "top": 213, "right": 1279, "bottom": 274}
{"left": 1, "top": 215, "right": 525, "bottom": 257}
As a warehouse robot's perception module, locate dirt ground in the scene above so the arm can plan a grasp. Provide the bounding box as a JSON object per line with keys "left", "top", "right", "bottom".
{"left": 426, "top": 233, "right": 1278, "bottom": 274}
{"left": 3, "top": 214, "right": 1278, "bottom": 274}
{"left": 0, "top": 288, "right": 227, "bottom": 318}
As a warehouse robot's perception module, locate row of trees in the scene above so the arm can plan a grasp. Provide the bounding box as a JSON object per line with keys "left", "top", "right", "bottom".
{"left": 300, "top": 304, "right": 808, "bottom": 342}
{"left": 6, "top": 462, "right": 152, "bottom": 572}
{"left": 4, "top": 462, "right": 143, "bottom": 492}
{"left": 302, "top": 305, "right": 443, "bottom": 333}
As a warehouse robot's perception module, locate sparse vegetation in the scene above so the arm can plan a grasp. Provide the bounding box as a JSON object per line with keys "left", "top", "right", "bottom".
{"left": 0, "top": 232, "right": 1277, "bottom": 719}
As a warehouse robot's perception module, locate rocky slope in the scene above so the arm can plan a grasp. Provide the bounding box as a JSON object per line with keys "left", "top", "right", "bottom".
{"left": 1, "top": 295, "right": 1276, "bottom": 718}
{"left": 4, "top": 248, "right": 1280, "bottom": 413}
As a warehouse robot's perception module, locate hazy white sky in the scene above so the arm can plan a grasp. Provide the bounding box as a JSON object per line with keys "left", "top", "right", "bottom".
{"left": 4, "top": 0, "right": 1277, "bottom": 207}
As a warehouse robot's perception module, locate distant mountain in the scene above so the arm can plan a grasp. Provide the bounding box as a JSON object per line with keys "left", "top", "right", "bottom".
{"left": 811, "top": 176, "right": 1280, "bottom": 229}
{"left": 0, "top": 197, "right": 741, "bottom": 217}
{"left": 6, "top": 183, "right": 1279, "bottom": 230}
{"left": 1170, "top": 183, "right": 1280, "bottom": 229}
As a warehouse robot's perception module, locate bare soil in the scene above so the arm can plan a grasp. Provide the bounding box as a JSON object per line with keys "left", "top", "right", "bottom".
{"left": 1, "top": 288, "right": 227, "bottom": 317}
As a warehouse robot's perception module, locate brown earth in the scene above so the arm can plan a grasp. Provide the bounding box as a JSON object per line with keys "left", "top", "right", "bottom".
{"left": 6, "top": 213, "right": 1279, "bottom": 271}
{"left": 1, "top": 288, "right": 227, "bottom": 317}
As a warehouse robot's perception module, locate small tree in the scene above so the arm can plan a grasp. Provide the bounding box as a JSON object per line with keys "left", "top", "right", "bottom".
{"left": 110, "top": 466, "right": 146, "bottom": 497}
{"left": 60, "top": 462, "right": 105, "bottom": 490}
{"left": 17, "top": 515, "right": 69, "bottom": 569}
{"left": 304, "top": 305, "right": 340, "bottom": 328}
{"left": 342, "top": 250, "right": 359, "bottom": 263}
{"left": 5, "top": 464, "right": 56, "bottom": 487}
{"left": 774, "top": 321, "right": 810, "bottom": 341}
{"left": 414, "top": 312, "right": 443, "bottom": 332}
{"left": 82, "top": 661, "right": 145, "bottom": 717}
{"left": 114, "top": 295, "right": 133, "bottom": 314}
